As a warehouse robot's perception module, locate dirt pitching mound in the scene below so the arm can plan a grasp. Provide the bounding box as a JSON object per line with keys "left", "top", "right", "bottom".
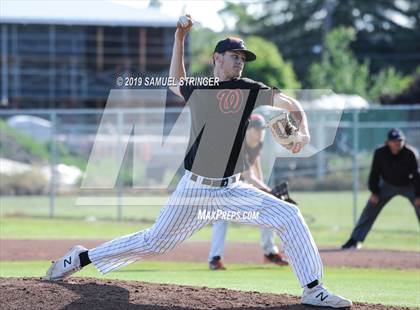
{"left": 0, "top": 277, "right": 412, "bottom": 310}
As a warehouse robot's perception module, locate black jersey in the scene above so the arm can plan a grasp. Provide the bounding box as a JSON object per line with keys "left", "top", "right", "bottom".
{"left": 180, "top": 77, "right": 275, "bottom": 178}
{"left": 369, "top": 144, "right": 420, "bottom": 196}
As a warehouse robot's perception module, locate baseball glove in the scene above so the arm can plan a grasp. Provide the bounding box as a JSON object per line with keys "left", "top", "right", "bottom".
{"left": 266, "top": 112, "right": 299, "bottom": 148}
{"left": 271, "top": 182, "right": 298, "bottom": 205}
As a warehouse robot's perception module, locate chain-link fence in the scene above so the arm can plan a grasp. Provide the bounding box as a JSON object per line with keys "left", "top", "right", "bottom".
{"left": 1, "top": 105, "right": 419, "bottom": 227}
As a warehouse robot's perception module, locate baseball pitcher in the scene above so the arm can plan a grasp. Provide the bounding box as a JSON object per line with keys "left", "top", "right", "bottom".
{"left": 45, "top": 15, "right": 352, "bottom": 308}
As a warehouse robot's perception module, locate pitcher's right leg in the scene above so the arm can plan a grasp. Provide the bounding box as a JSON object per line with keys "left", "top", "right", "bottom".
{"left": 45, "top": 172, "right": 216, "bottom": 279}
{"left": 89, "top": 188, "right": 213, "bottom": 274}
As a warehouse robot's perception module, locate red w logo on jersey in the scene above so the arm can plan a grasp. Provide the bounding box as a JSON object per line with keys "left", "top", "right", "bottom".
{"left": 217, "top": 89, "right": 243, "bottom": 114}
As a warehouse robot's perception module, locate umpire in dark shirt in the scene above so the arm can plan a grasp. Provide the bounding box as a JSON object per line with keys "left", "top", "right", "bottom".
{"left": 342, "top": 128, "right": 420, "bottom": 249}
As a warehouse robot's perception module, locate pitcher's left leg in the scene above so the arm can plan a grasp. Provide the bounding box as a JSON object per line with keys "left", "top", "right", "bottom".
{"left": 220, "top": 185, "right": 351, "bottom": 307}
{"left": 219, "top": 184, "right": 322, "bottom": 287}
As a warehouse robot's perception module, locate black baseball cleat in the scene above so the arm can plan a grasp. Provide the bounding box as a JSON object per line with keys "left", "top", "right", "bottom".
{"left": 209, "top": 256, "right": 226, "bottom": 270}
{"left": 341, "top": 238, "right": 362, "bottom": 250}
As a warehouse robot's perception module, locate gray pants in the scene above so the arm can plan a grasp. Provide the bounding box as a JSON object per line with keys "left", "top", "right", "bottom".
{"left": 351, "top": 182, "right": 420, "bottom": 242}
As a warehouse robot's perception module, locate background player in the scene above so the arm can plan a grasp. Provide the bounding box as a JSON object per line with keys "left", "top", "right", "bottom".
{"left": 342, "top": 128, "right": 420, "bottom": 249}
{"left": 209, "top": 113, "right": 290, "bottom": 270}
{"left": 45, "top": 15, "right": 352, "bottom": 308}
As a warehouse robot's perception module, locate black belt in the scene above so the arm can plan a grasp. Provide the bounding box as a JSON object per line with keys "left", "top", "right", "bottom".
{"left": 189, "top": 173, "right": 237, "bottom": 188}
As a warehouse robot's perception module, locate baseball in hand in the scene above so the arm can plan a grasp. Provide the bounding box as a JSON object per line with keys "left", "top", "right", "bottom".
{"left": 177, "top": 15, "right": 193, "bottom": 29}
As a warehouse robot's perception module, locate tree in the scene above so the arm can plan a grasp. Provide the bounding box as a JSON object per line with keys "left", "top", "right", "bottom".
{"left": 309, "top": 27, "right": 412, "bottom": 102}
{"left": 242, "top": 36, "right": 300, "bottom": 89}
{"left": 380, "top": 68, "right": 420, "bottom": 104}
{"left": 189, "top": 29, "right": 300, "bottom": 89}
{"left": 189, "top": 28, "right": 222, "bottom": 77}
{"left": 220, "top": 0, "right": 420, "bottom": 86}
{"left": 369, "top": 67, "right": 412, "bottom": 103}
{"left": 308, "top": 27, "right": 369, "bottom": 98}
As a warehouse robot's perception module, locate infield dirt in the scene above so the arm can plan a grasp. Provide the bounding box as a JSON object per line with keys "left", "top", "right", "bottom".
{"left": 0, "top": 277, "right": 414, "bottom": 310}
{"left": 1, "top": 239, "right": 419, "bottom": 269}
{"left": 2, "top": 240, "right": 418, "bottom": 309}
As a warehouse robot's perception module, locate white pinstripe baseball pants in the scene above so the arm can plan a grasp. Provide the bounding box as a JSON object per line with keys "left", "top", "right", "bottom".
{"left": 209, "top": 221, "right": 279, "bottom": 260}
{"left": 89, "top": 170, "right": 323, "bottom": 287}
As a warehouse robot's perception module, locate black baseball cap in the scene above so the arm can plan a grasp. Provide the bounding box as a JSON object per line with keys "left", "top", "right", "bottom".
{"left": 214, "top": 37, "right": 256, "bottom": 62}
{"left": 387, "top": 128, "right": 405, "bottom": 141}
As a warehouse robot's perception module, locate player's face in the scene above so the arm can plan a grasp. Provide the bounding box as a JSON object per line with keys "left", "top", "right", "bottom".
{"left": 220, "top": 51, "right": 245, "bottom": 78}
{"left": 387, "top": 139, "right": 404, "bottom": 154}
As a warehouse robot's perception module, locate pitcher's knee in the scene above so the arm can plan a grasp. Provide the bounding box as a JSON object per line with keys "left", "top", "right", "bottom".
{"left": 268, "top": 200, "right": 306, "bottom": 226}
{"left": 277, "top": 199, "right": 301, "bottom": 215}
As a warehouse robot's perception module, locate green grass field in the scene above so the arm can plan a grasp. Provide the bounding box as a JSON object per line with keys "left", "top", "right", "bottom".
{"left": 1, "top": 192, "right": 419, "bottom": 250}
{"left": 1, "top": 261, "right": 419, "bottom": 308}
{"left": 1, "top": 192, "right": 419, "bottom": 308}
